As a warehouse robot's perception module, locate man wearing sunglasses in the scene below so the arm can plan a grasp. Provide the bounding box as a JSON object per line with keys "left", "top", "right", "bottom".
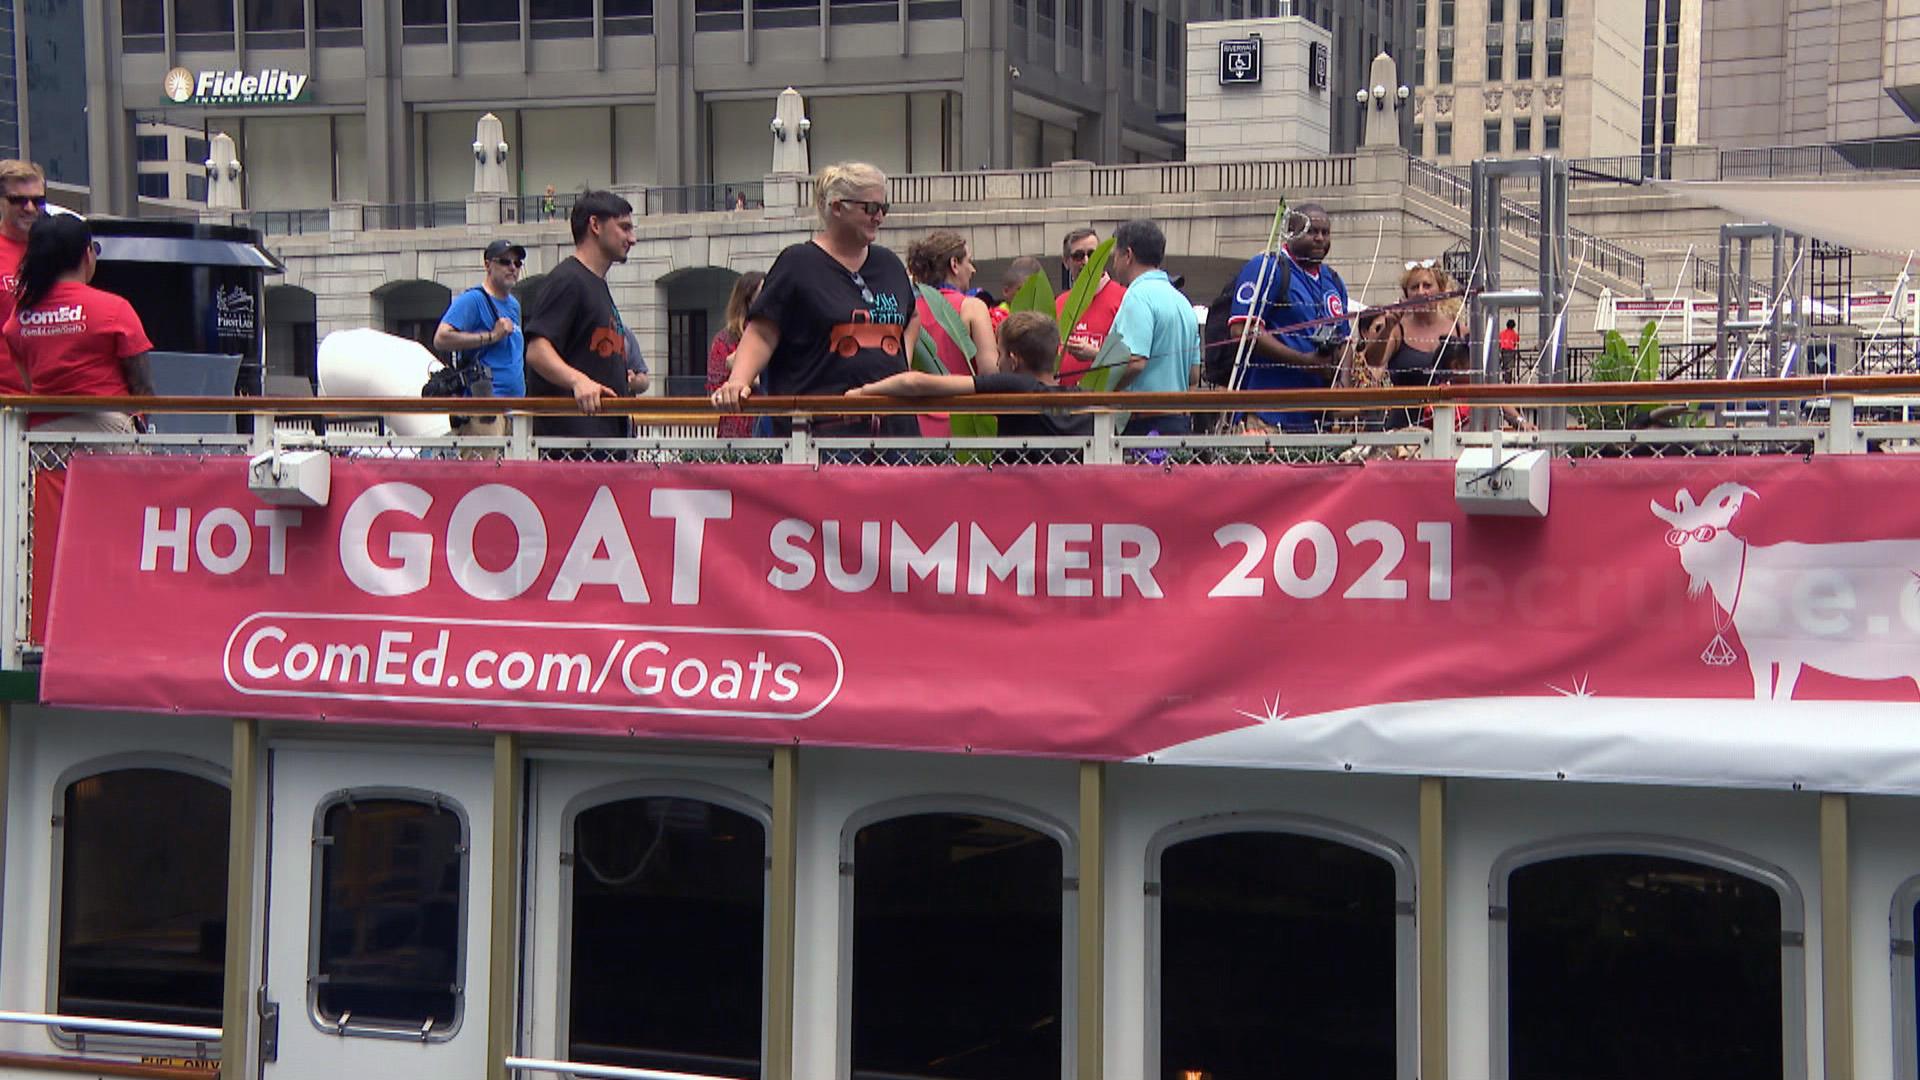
{"left": 433, "top": 238, "right": 526, "bottom": 435}
{"left": 0, "top": 159, "right": 48, "bottom": 395}
{"left": 1055, "top": 226, "right": 1125, "bottom": 387}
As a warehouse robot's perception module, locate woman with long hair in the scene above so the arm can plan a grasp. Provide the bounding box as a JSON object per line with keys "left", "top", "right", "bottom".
{"left": 1386, "top": 260, "right": 1532, "bottom": 430}
{"left": 904, "top": 229, "right": 999, "bottom": 436}
{"left": 710, "top": 161, "right": 922, "bottom": 436}
{"left": 707, "top": 270, "right": 765, "bottom": 438}
{"left": 2, "top": 215, "right": 155, "bottom": 432}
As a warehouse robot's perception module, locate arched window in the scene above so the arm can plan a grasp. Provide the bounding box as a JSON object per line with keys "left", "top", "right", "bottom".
{"left": 1492, "top": 837, "right": 1807, "bottom": 1080}
{"left": 309, "top": 790, "right": 468, "bottom": 1039}
{"left": 1146, "top": 816, "right": 1414, "bottom": 1080}
{"left": 1890, "top": 874, "right": 1920, "bottom": 1079}
{"left": 55, "top": 764, "right": 229, "bottom": 1031}
{"left": 564, "top": 790, "right": 767, "bottom": 1077}
{"left": 843, "top": 802, "right": 1073, "bottom": 1080}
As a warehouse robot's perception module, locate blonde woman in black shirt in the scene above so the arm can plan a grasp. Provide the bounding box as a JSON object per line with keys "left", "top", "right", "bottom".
{"left": 711, "top": 162, "right": 923, "bottom": 435}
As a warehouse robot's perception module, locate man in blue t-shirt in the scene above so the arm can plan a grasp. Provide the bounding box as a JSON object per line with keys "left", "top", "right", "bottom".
{"left": 1224, "top": 203, "right": 1349, "bottom": 431}
{"left": 434, "top": 239, "right": 527, "bottom": 433}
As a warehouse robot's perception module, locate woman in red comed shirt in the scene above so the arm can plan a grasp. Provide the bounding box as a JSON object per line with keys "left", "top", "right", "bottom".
{"left": 2, "top": 215, "right": 154, "bottom": 432}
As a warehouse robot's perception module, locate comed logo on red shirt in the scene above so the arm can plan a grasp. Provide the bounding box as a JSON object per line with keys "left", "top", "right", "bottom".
{"left": 17, "top": 305, "right": 86, "bottom": 336}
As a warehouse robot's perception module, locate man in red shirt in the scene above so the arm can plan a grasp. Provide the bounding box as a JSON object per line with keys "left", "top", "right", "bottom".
{"left": 0, "top": 160, "right": 46, "bottom": 395}
{"left": 1055, "top": 227, "right": 1125, "bottom": 386}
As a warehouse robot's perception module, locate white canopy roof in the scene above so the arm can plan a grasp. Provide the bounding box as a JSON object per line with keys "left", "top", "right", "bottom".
{"left": 1653, "top": 178, "right": 1920, "bottom": 256}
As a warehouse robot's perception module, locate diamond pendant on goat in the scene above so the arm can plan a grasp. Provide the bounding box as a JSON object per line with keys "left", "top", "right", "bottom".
{"left": 1702, "top": 633, "right": 1738, "bottom": 667}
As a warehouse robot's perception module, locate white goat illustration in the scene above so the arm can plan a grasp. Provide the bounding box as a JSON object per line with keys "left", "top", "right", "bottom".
{"left": 1652, "top": 482, "right": 1920, "bottom": 701}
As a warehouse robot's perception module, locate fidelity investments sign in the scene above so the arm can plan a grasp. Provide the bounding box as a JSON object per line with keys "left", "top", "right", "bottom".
{"left": 163, "top": 67, "right": 310, "bottom": 106}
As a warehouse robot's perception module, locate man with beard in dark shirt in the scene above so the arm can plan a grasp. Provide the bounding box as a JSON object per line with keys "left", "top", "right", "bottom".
{"left": 523, "top": 189, "right": 637, "bottom": 441}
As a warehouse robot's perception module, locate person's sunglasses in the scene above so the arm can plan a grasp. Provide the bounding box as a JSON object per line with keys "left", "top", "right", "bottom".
{"left": 493, "top": 257, "right": 523, "bottom": 268}
{"left": 1068, "top": 249, "right": 1096, "bottom": 263}
{"left": 841, "top": 199, "right": 890, "bottom": 218}
{"left": 6, "top": 194, "right": 46, "bottom": 208}
{"left": 1405, "top": 258, "right": 1437, "bottom": 270}
{"left": 848, "top": 270, "right": 876, "bottom": 306}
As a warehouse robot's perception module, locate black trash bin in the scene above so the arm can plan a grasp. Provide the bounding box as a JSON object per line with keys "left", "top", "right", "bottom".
{"left": 85, "top": 217, "right": 284, "bottom": 401}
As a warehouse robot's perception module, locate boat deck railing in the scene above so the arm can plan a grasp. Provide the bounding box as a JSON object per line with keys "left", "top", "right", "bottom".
{"left": 9, "top": 376, "right": 1920, "bottom": 666}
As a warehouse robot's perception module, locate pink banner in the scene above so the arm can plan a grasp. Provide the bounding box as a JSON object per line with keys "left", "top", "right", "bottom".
{"left": 37, "top": 455, "right": 1920, "bottom": 770}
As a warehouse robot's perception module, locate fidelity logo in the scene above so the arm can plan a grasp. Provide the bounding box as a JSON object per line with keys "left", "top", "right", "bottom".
{"left": 164, "top": 67, "right": 309, "bottom": 105}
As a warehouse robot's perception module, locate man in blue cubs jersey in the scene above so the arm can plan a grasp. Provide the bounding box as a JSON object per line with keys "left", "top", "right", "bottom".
{"left": 1225, "top": 203, "right": 1349, "bottom": 431}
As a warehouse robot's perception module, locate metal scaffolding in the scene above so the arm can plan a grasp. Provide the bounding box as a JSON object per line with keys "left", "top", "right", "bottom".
{"left": 1468, "top": 156, "right": 1571, "bottom": 430}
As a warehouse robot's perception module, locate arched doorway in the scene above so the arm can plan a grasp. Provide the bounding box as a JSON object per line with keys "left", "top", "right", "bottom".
{"left": 659, "top": 267, "right": 740, "bottom": 397}
{"left": 264, "top": 285, "right": 318, "bottom": 394}
{"left": 375, "top": 280, "right": 454, "bottom": 354}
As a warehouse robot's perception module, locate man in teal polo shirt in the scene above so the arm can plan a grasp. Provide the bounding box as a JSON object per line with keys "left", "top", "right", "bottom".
{"left": 1106, "top": 218, "right": 1200, "bottom": 435}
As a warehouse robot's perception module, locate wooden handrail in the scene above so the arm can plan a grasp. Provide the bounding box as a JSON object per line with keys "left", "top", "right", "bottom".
{"left": 2, "top": 374, "right": 1919, "bottom": 417}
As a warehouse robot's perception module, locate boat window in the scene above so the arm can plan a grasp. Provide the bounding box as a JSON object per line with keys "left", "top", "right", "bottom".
{"left": 1505, "top": 853, "right": 1785, "bottom": 1080}
{"left": 1158, "top": 831, "right": 1400, "bottom": 1079}
{"left": 311, "top": 794, "right": 466, "bottom": 1037}
{"left": 567, "top": 796, "right": 765, "bottom": 1077}
{"left": 1895, "top": 876, "right": 1920, "bottom": 1080}
{"left": 57, "top": 767, "right": 229, "bottom": 1029}
{"left": 851, "top": 812, "right": 1064, "bottom": 1079}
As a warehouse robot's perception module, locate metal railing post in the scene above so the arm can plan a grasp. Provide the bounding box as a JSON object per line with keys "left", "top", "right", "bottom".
{"left": 1427, "top": 406, "right": 1456, "bottom": 459}
{"left": 507, "top": 413, "right": 535, "bottom": 461}
{"left": 783, "top": 416, "right": 816, "bottom": 466}
{"left": 0, "top": 407, "right": 25, "bottom": 669}
{"left": 1826, "top": 395, "right": 1864, "bottom": 454}
{"left": 1087, "top": 412, "right": 1120, "bottom": 465}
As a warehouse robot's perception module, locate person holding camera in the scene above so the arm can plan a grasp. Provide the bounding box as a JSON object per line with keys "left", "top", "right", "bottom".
{"left": 1222, "top": 202, "right": 1349, "bottom": 433}
{"left": 432, "top": 238, "right": 525, "bottom": 436}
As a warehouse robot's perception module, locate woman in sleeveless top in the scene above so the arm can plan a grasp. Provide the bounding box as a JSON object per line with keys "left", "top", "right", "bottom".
{"left": 905, "top": 230, "right": 1000, "bottom": 437}
{"left": 706, "top": 270, "right": 764, "bottom": 438}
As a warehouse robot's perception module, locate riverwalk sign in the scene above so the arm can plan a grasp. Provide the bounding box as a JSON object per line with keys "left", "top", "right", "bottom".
{"left": 1219, "top": 38, "right": 1262, "bottom": 85}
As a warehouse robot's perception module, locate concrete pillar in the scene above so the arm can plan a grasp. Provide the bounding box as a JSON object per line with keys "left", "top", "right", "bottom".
{"left": 473, "top": 113, "right": 511, "bottom": 195}
{"left": 365, "top": 0, "right": 412, "bottom": 202}
{"left": 771, "top": 88, "right": 811, "bottom": 176}
{"left": 655, "top": 0, "right": 695, "bottom": 186}
{"left": 959, "top": 0, "right": 1010, "bottom": 168}
{"left": 82, "top": 0, "right": 132, "bottom": 214}
{"left": 329, "top": 202, "right": 366, "bottom": 232}
{"left": 1093, "top": 0, "right": 1123, "bottom": 161}
{"left": 207, "top": 133, "right": 245, "bottom": 210}
{"left": 1364, "top": 52, "right": 1407, "bottom": 148}
{"left": 1054, "top": 159, "right": 1094, "bottom": 197}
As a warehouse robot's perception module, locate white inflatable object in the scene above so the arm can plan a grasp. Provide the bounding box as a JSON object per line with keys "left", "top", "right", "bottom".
{"left": 316, "top": 328, "right": 453, "bottom": 437}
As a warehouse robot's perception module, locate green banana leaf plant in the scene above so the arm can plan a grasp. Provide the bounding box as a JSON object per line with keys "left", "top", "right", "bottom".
{"left": 912, "top": 283, "right": 997, "bottom": 440}
{"left": 1005, "top": 269, "right": 1057, "bottom": 318}
{"left": 1574, "top": 319, "right": 1698, "bottom": 429}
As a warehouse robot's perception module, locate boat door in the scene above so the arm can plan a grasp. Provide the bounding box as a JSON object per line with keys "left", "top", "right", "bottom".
{"left": 257, "top": 741, "right": 496, "bottom": 1080}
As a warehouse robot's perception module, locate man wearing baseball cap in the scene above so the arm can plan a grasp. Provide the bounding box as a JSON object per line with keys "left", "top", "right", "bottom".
{"left": 433, "top": 239, "right": 527, "bottom": 434}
